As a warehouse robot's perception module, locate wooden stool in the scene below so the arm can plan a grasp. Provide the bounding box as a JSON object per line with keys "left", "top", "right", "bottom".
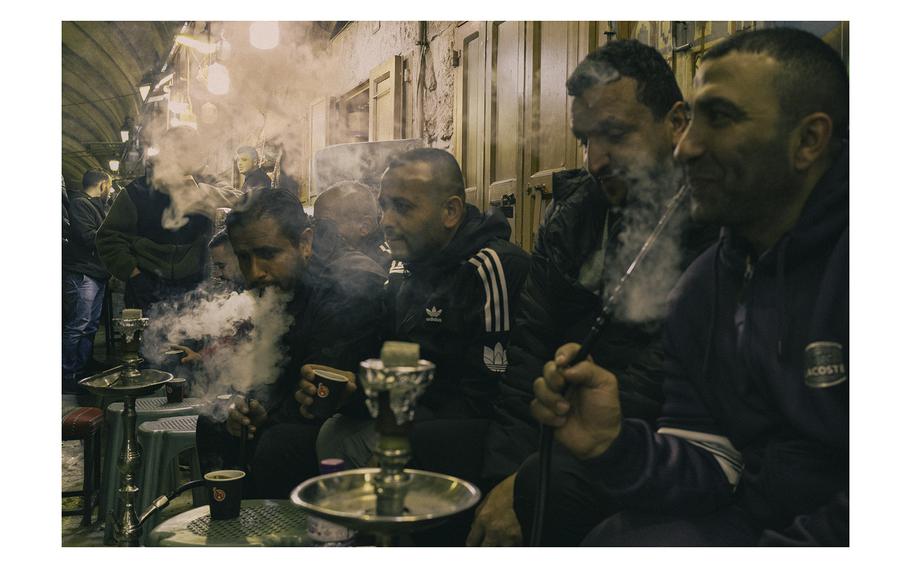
{"left": 62, "top": 407, "right": 103, "bottom": 526}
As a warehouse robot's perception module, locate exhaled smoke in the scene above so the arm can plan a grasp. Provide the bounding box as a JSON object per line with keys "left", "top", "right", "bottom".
{"left": 142, "top": 286, "right": 294, "bottom": 419}
{"left": 602, "top": 162, "right": 688, "bottom": 324}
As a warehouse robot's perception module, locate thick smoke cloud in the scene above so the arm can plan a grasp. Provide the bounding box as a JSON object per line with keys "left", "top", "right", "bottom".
{"left": 141, "top": 287, "right": 294, "bottom": 419}
{"left": 597, "top": 153, "right": 688, "bottom": 324}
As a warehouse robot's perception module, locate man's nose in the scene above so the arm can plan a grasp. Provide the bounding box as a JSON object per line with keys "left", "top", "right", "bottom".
{"left": 674, "top": 123, "right": 705, "bottom": 164}
{"left": 248, "top": 257, "right": 268, "bottom": 283}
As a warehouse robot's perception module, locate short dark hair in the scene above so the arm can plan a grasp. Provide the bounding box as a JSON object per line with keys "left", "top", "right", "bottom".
{"left": 702, "top": 27, "right": 849, "bottom": 139}
{"left": 236, "top": 146, "right": 259, "bottom": 162}
{"left": 208, "top": 228, "right": 231, "bottom": 249}
{"left": 382, "top": 148, "right": 465, "bottom": 200}
{"left": 226, "top": 188, "right": 312, "bottom": 247}
{"left": 315, "top": 181, "right": 379, "bottom": 222}
{"left": 82, "top": 169, "right": 110, "bottom": 190}
{"left": 567, "top": 40, "right": 683, "bottom": 120}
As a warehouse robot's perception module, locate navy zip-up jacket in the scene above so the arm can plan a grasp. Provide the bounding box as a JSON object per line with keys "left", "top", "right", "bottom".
{"left": 584, "top": 147, "right": 849, "bottom": 546}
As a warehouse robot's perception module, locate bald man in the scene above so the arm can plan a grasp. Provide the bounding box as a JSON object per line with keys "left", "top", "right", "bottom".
{"left": 313, "top": 181, "right": 391, "bottom": 271}
{"left": 301, "top": 149, "right": 530, "bottom": 490}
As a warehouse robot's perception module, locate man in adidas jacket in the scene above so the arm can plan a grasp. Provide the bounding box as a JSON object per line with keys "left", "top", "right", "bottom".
{"left": 302, "top": 148, "right": 530, "bottom": 472}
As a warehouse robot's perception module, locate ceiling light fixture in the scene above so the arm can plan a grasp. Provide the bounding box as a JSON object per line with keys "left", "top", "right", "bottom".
{"left": 250, "top": 22, "right": 280, "bottom": 50}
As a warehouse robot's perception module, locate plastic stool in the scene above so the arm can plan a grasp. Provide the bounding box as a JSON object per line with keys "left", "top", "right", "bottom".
{"left": 62, "top": 407, "right": 104, "bottom": 526}
{"left": 137, "top": 415, "right": 202, "bottom": 544}
{"left": 101, "top": 396, "right": 204, "bottom": 544}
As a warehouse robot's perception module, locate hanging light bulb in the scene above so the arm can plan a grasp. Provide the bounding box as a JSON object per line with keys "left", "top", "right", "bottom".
{"left": 206, "top": 62, "right": 230, "bottom": 95}
{"left": 249, "top": 22, "right": 280, "bottom": 50}
{"left": 108, "top": 160, "right": 120, "bottom": 172}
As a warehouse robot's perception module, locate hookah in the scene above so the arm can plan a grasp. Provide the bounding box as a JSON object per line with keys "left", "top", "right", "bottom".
{"left": 291, "top": 341, "right": 482, "bottom": 546}
{"left": 79, "top": 308, "right": 176, "bottom": 546}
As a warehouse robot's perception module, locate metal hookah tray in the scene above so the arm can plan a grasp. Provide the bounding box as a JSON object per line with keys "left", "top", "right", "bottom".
{"left": 79, "top": 368, "right": 174, "bottom": 397}
{"left": 290, "top": 468, "right": 481, "bottom": 534}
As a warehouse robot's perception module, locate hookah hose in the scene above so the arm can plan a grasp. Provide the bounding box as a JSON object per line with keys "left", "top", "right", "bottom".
{"left": 528, "top": 184, "right": 691, "bottom": 546}
{"left": 237, "top": 392, "right": 251, "bottom": 471}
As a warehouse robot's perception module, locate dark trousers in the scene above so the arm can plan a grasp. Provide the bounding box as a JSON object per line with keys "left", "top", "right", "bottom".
{"left": 407, "top": 418, "right": 494, "bottom": 546}
{"left": 62, "top": 271, "right": 107, "bottom": 381}
{"left": 195, "top": 415, "right": 320, "bottom": 499}
{"left": 514, "top": 446, "right": 760, "bottom": 546}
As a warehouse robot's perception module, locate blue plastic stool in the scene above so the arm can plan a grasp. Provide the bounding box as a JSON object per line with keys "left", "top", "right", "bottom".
{"left": 137, "top": 415, "right": 203, "bottom": 545}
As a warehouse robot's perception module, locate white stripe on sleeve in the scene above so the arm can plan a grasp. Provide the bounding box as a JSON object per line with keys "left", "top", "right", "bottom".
{"left": 468, "top": 257, "right": 494, "bottom": 332}
{"left": 657, "top": 427, "right": 744, "bottom": 487}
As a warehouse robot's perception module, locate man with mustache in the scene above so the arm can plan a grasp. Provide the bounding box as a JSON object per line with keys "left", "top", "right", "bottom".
{"left": 467, "top": 40, "right": 715, "bottom": 546}
{"left": 522, "top": 27, "right": 848, "bottom": 546}
{"left": 194, "top": 188, "right": 386, "bottom": 498}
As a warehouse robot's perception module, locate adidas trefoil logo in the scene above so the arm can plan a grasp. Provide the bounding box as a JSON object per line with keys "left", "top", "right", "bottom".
{"left": 484, "top": 342, "right": 508, "bottom": 373}
{"left": 425, "top": 306, "right": 443, "bottom": 323}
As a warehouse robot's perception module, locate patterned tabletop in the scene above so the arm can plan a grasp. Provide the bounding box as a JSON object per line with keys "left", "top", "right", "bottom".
{"left": 148, "top": 499, "right": 315, "bottom": 547}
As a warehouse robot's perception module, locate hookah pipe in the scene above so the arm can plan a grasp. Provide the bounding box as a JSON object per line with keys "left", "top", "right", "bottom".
{"left": 528, "top": 184, "right": 692, "bottom": 546}
{"left": 237, "top": 392, "right": 251, "bottom": 472}
{"left": 137, "top": 478, "right": 206, "bottom": 528}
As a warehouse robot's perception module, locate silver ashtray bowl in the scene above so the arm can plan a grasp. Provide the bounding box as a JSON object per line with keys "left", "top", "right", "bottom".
{"left": 79, "top": 368, "right": 174, "bottom": 397}
{"left": 290, "top": 468, "right": 481, "bottom": 534}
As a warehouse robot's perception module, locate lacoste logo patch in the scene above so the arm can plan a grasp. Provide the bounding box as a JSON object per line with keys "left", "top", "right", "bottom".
{"left": 484, "top": 342, "right": 508, "bottom": 373}
{"left": 804, "top": 341, "right": 847, "bottom": 388}
{"left": 425, "top": 306, "right": 443, "bottom": 323}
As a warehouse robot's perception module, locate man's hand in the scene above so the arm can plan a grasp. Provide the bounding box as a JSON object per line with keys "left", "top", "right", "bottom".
{"left": 172, "top": 344, "right": 201, "bottom": 365}
{"left": 295, "top": 364, "right": 357, "bottom": 419}
{"left": 466, "top": 474, "right": 522, "bottom": 546}
{"left": 129, "top": 267, "right": 141, "bottom": 278}
{"left": 530, "top": 342, "right": 623, "bottom": 460}
{"left": 226, "top": 396, "right": 268, "bottom": 439}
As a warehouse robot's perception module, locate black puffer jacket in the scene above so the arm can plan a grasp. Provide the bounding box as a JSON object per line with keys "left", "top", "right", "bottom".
{"left": 386, "top": 204, "right": 530, "bottom": 419}
{"left": 241, "top": 167, "right": 272, "bottom": 193}
{"left": 483, "top": 169, "right": 717, "bottom": 480}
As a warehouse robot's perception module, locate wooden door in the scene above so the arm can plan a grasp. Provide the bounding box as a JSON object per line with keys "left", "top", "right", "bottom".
{"left": 453, "top": 22, "right": 486, "bottom": 208}
{"left": 520, "top": 21, "right": 583, "bottom": 250}
{"left": 483, "top": 21, "right": 525, "bottom": 238}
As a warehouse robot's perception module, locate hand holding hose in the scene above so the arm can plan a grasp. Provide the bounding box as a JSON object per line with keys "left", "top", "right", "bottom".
{"left": 226, "top": 396, "right": 267, "bottom": 439}
{"left": 530, "top": 343, "right": 624, "bottom": 460}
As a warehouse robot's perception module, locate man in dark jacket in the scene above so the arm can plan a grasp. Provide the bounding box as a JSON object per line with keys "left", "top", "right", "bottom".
{"left": 304, "top": 148, "right": 530, "bottom": 471}
{"left": 313, "top": 181, "right": 392, "bottom": 272}
{"left": 96, "top": 127, "right": 241, "bottom": 312}
{"left": 520, "top": 27, "right": 849, "bottom": 546}
{"left": 236, "top": 145, "right": 271, "bottom": 193}
{"left": 195, "top": 189, "right": 386, "bottom": 498}
{"left": 62, "top": 169, "right": 112, "bottom": 391}
{"left": 468, "top": 40, "right": 716, "bottom": 546}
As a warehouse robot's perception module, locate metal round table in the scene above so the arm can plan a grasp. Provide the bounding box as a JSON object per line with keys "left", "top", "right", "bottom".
{"left": 147, "top": 499, "right": 314, "bottom": 546}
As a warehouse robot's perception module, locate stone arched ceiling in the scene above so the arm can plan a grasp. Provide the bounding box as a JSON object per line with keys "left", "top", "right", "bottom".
{"left": 62, "top": 21, "right": 181, "bottom": 190}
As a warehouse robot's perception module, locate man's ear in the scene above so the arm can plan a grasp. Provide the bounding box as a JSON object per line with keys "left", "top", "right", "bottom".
{"left": 667, "top": 101, "right": 689, "bottom": 146}
{"left": 442, "top": 195, "right": 465, "bottom": 230}
{"left": 299, "top": 227, "right": 314, "bottom": 261}
{"left": 792, "top": 112, "right": 834, "bottom": 172}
